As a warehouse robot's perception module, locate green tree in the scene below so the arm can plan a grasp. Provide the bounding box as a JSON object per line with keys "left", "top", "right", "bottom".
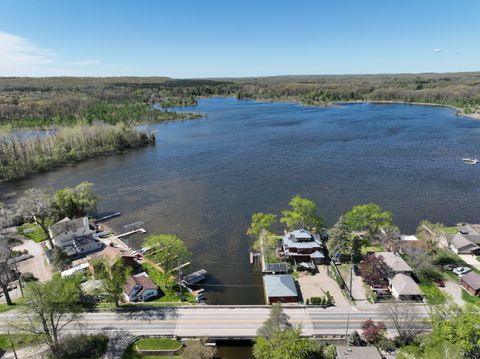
{"left": 54, "top": 182, "right": 98, "bottom": 218}
{"left": 93, "top": 258, "right": 131, "bottom": 306}
{"left": 19, "top": 274, "right": 84, "bottom": 358}
{"left": 51, "top": 247, "right": 72, "bottom": 271}
{"left": 327, "top": 215, "right": 354, "bottom": 258}
{"left": 438, "top": 305, "right": 480, "bottom": 358}
{"left": 143, "top": 234, "right": 191, "bottom": 273}
{"left": 253, "top": 327, "right": 319, "bottom": 359}
{"left": 257, "top": 303, "right": 291, "bottom": 338}
{"left": 247, "top": 212, "right": 277, "bottom": 240}
{"left": 344, "top": 203, "right": 393, "bottom": 241}
{"left": 280, "top": 195, "right": 324, "bottom": 232}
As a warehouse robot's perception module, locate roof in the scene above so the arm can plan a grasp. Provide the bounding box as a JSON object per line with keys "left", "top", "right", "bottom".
{"left": 61, "top": 262, "right": 90, "bottom": 278}
{"left": 401, "top": 235, "right": 418, "bottom": 241}
{"left": 263, "top": 274, "right": 298, "bottom": 298}
{"left": 283, "top": 230, "right": 322, "bottom": 250}
{"left": 310, "top": 250, "right": 325, "bottom": 258}
{"left": 460, "top": 271, "right": 480, "bottom": 290}
{"left": 291, "top": 229, "right": 313, "bottom": 240}
{"left": 49, "top": 217, "right": 90, "bottom": 238}
{"left": 391, "top": 273, "right": 421, "bottom": 296}
{"left": 459, "top": 223, "right": 479, "bottom": 235}
{"left": 451, "top": 234, "right": 480, "bottom": 251}
{"left": 336, "top": 346, "right": 382, "bottom": 359}
{"left": 124, "top": 272, "right": 157, "bottom": 295}
{"left": 376, "top": 252, "right": 412, "bottom": 272}
{"left": 265, "top": 263, "right": 288, "bottom": 273}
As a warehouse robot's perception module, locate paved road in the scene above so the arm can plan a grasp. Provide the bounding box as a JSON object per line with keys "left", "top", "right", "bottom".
{"left": 0, "top": 306, "right": 430, "bottom": 338}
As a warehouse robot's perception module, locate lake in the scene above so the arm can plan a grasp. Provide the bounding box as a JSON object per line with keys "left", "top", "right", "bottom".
{"left": 2, "top": 97, "right": 480, "bottom": 304}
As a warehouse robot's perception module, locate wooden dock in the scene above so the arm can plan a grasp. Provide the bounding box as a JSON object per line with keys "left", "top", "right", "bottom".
{"left": 250, "top": 252, "right": 261, "bottom": 264}
{"left": 117, "top": 228, "right": 147, "bottom": 238}
{"left": 94, "top": 212, "right": 121, "bottom": 222}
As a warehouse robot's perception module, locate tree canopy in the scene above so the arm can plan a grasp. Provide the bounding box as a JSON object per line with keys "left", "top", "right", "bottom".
{"left": 280, "top": 195, "right": 324, "bottom": 232}
{"left": 54, "top": 182, "right": 98, "bottom": 218}
{"left": 17, "top": 188, "right": 54, "bottom": 241}
{"left": 143, "top": 234, "right": 191, "bottom": 273}
{"left": 247, "top": 212, "right": 277, "bottom": 240}
{"left": 344, "top": 203, "right": 393, "bottom": 239}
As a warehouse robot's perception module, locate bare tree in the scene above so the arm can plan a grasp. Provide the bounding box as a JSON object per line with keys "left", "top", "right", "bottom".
{"left": 377, "top": 226, "right": 401, "bottom": 253}
{"left": 257, "top": 302, "right": 292, "bottom": 338}
{"left": 380, "top": 301, "right": 421, "bottom": 345}
{"left": 17, "top": 188, "right": 54, "bottom": 245}
{"left": 0, "top": 239, "right": 15, "bottom": 305}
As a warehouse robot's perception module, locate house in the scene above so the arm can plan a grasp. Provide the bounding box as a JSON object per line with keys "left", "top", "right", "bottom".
{"left": 460, "top": 271, "right": 480, "bottom": 296}
{"left": 390, "top": 273, "right": 422, "bottom": 301}
{"left": 48, "top": 217, "right": 103, "bottom": 257}
{"left": 336, "top": 346, "right": 382, "bottom": 359}
{"left": 263, "top": 274, "right": 298, "bottom": 304}
{"left": 123, "top": 272, "right": 158, "bottom": 302}
{"left": 450, "top": 234, "right": 480, "bottom": 255}
{"left": 375, "top": 252, "right": 412, "bottom": 277}
{"left": 282, "top": 229, "right": 326, "bottom": 265}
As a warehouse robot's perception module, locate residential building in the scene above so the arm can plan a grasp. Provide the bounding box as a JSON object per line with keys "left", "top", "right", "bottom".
{"left": 390, "top": 273, "right": 422, "bottom": 301}
{"left": 336, "top": 346, "right": 382, "bottom": 359}
{"left": 282, "top": 229, "right": 326, "bottom": 265}
{"left": 460, "top": 271, "right": 480, "bottom": 296}
{"left": 263, "top": 274, "right": 298, "bottom": 304}
{"left": 48, "top": 217, "right": 103, "bottom": 257}
{"left": 450, "top": 234, "right": 480, "bottom": 255}
{"left": 61, "top": 262, "right": 90, "bottom": 278}
{"left": 375, "top": 251, "right": 412, "bottom": 277}
{"left": 123, "top": 272, "right": 158, "bottom": 302}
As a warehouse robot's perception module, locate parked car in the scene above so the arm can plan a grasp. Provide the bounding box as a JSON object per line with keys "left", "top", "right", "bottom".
{"left": 453, "top": 267, "right": 471, "bottom": 276}
{"left": 433, "top": 278, "right": 445, "bottom": 287}
{"left": 443, "top": 264, "right": 456, "bottom": 271}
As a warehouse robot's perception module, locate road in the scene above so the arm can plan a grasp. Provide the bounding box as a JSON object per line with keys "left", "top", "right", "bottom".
{"left": 0, "top": 306, "right": 430, "bottom": 338}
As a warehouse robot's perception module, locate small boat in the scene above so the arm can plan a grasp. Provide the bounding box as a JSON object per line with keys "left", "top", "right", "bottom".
{"left": 463, "top": 158, "right": 479, "bottom": 165}
{"left": 182, "top": 269, "right": 207, "bottom": 286}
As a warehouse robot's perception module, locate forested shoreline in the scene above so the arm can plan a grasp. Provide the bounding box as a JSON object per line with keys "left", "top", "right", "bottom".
{"left": 0, "top": 124, "right": 155, "bottom": 181}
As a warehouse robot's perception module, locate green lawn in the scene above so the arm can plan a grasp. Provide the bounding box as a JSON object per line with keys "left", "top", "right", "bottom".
{"left": 461, "top": 289, "right": 480, "bottom": 305}
{"left": 0, "top": 333, "right": 36, "bottom": 351}
{"left": 419, "top": 282, "right": 447, "bottom": 304}
{"left": 441, "top": 226, "right": 458, "bottom": 235}
{"left": 17, "top": 223, "right": 47, "bottom": 243}
{"left": 134, "top": 338, "right": 182, "bottom": 351}
{"left": 141, "top": 263, "right": 195, "bottom": 303}
{"left": 360, "top": 245, "right": 383, "bottom": 256}
{"left": 123, "top": 345, "right": 181, "bottom": 359}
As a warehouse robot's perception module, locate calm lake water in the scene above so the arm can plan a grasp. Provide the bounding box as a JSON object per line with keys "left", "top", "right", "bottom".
{"left": 2, "top": 98, "right": 480, "bottom": 304}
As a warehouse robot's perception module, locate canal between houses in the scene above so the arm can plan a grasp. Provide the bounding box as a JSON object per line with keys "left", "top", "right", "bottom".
{"left": 2, "top": 98, "right": 480, "bottom": 304}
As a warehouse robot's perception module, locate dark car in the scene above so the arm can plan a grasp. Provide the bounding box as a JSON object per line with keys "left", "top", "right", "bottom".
{"left": 433, "top": 278, "right": 445, "bottom": 287}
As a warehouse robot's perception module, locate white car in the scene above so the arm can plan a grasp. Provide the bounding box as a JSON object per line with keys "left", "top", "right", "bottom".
{"left": 452, "top": 267, "right": 471, "bottom": 276}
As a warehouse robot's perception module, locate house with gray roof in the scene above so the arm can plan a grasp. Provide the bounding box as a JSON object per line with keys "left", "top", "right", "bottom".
{"left": 460, "top": 271, "right": 480, "bottom": 296}
{"left": 282, "top": 229, "right": 326, "bottom": 265}
{"left": 390, "top": 273, "right": 422, "bottom": 301}
{"left": 375, "top": 251, "right": 412, "bottom": 277}
{"left": 263, "top": 274, "right": 298, "bottom": 304}
{"left": 450, "top": 233, "right": 480, "bottom": 255}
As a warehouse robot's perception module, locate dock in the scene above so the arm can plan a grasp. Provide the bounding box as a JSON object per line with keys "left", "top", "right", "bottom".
{"left": 250, "top": 252, "right": 261, "bottom": 264}
{"left": 94, "top": 212, "right": 121, "bottom": 222}
{"left": 117, "top": 228, "right": 147, "bottom": 238}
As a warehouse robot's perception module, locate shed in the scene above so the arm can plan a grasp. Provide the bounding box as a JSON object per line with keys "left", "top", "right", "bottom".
{"left": 264, "top": 262, "right": 288, "bottom": 274}
{"left": 263, "top": 274, "right": 298, "bottom": 304}
{"left": 460, "top": 271, "right": 480, "bottom": 296}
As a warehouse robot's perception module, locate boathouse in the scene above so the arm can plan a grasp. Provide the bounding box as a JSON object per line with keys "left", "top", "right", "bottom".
{"left": 263, "top": 274, "right": 298, "bottom": 304}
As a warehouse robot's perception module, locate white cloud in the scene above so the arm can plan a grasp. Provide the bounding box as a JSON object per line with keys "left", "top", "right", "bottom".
{"left": 433, "top": 48, "right": 443, "bottom": 53}
{"left": 0, "top": 31, "right": 104, "bottom": 76}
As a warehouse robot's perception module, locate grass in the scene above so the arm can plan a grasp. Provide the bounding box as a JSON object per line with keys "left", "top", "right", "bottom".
{"left": 0, "top": 333, "right": 37, "bottom": 351}
{"left": 360, "top": 244, "right": 383, "bottom": 256}
{"left": 441, "top": 226, "right": 458, "bottom": 235}
{"left": 134, "top": 338, "right": 182, "bottom": 351}
{"left": 419, "top": 282, "right": 447, "bottom": 304}
{"left": 17, "top": 223, "right": 47, "bottom": 243}
{"left": 122, "top": 345, "right": 181, "bottom": 359}
{"left": 141, "top": 263, "right": 195, "bottom": 303}
{"left": 461, "top": 289, "right": 480, "bottom": 305}
{"left": 0, "top": 298, "right": 26, "bottom": 313}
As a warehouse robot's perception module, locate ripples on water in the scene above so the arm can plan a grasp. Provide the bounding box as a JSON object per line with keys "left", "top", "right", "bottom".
{"left": 2, "top": 98, "right": 480, "bottom": 304}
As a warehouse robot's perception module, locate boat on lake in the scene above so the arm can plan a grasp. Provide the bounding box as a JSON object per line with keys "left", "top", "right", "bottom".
{"left": 463, "top": 158, "right": 479, "bottom": 165}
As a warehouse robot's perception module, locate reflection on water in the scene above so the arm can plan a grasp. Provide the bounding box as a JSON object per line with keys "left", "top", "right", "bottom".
{"left": 2, "top": 98, "right": 480, "bottom": 304}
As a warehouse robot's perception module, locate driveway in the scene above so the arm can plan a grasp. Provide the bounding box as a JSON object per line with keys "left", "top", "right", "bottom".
{"left": 12, "top": 240, "right": 53, "bottom": 282}
{"left": 459, "top": 254, "right": 480, "bottom": 271}
{"left": 297, "top": 265, "right": 349, "bottom": 308}
{"left": 440, "top": 279, "right": 465, "bottom": 306}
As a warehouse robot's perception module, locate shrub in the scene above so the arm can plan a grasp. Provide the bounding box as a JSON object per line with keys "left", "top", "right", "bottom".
{"left": 54, "top": 334, "right": 108, "bottom": 359}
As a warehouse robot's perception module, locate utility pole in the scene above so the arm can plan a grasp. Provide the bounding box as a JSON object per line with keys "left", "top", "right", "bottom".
{"left": 345, "top": 252, "right": 353, "bottom": 347}
{"left": 178, "top": 258, "right": 182, "bottom": 302}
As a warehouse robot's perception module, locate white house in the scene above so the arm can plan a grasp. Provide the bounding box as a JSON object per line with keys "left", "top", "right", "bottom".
{"left": 123, "top": 272, "right": 158, "bottom": 302}
{"left": 48, "top": 217, "right": 102, "bottom": 256}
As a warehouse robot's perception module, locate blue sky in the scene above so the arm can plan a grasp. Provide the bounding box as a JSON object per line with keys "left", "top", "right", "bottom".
{"left": 0, "top": 0, "right": 479, "bottom": 77}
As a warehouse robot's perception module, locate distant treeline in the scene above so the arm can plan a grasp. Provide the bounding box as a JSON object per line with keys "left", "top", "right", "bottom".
{"left": 1, "top": 73, "right": 479, "bottom": 128}
{"left": 0, "top": 124, "right": 155, "bottom": 181}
